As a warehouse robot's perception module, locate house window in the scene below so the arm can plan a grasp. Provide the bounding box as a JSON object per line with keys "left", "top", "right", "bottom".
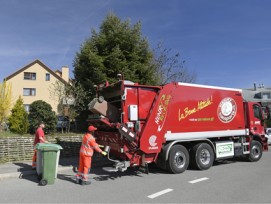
{"left": 23, "top": 88, "right": 36, "bottom": 96}
{"left": 24, "top": 72, "right": 36, "bottom": 80}
{"left": 46, "top": 73, "right": 50, "bottom": 81}
{"left": 24, "top": 104, "right": 30, "bottom": 112}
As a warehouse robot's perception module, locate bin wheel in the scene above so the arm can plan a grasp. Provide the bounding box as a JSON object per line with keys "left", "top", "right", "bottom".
{"left": 39, "top": 179, "right": 48, "bottom": 186}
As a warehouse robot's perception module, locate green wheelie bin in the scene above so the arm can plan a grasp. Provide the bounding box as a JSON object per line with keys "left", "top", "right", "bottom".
{"left": 35, "top": 143, "right": 63, "bottom": 186}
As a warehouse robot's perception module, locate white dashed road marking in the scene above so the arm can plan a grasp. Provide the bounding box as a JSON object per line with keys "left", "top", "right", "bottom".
{"left": 147, "top": 188, "right": 173, "bottom": 199}
{"left": 189, "top": 177, "right": 209, "bottom": 184}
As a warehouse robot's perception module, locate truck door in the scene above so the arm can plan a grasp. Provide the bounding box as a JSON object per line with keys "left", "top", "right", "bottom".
{"left": 250, "top": 103, "right": 265, "bottom": 135}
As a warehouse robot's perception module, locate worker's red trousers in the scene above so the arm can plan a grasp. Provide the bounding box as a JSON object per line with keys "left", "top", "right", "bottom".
{"left": 32, "top": 149, "right": 37, "bottom": 168}
{"left": 76, "top": 153, "right": 92, "bottom": 181}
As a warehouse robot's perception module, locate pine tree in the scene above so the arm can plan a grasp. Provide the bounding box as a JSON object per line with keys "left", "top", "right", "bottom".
{"left": 73, "top": 12, "right": 159, "bottom": 98}
{"left": 8, "top": 96, "right": 29, "bottom": 135}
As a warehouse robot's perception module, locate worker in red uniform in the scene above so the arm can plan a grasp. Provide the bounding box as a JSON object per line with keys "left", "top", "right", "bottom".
{"left": 32, "top": 121, "right": 48, "bottom": 169}
{"left": 75, "top": 125, "right": 107, "bottom": 185}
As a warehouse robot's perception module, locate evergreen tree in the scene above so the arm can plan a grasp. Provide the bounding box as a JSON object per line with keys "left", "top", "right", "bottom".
{"left": 8, "top": 96, "right": 29, "bottom": 135}
{"left": 73, "top": 12, "right": 159, "bottom": 98}
{"left": 28, "top": 100, "right": 57, "bottom": 134}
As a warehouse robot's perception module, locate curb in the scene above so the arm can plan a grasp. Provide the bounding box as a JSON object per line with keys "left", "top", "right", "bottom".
{"left": 0, "top": 166, "right": 72, "bottom": 181}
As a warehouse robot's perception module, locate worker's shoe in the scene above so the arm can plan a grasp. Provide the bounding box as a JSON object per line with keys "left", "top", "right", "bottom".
{"left": 80, "top": 180, "right": 91, "bottom": 185}
{"left": 75, "top": 177, "right": 82, "bottom": 184}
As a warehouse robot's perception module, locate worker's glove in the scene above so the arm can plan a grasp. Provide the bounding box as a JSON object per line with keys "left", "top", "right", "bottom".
{"left": 99, "top": 145, "right": 104, "bottom": 148}
{"left": 101, "top": 151, "right": 107, "bottom": 156}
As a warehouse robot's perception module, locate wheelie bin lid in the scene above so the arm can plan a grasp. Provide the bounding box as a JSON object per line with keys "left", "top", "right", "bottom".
{"left": 36, "top": 143, "right": 63, "bottom": 151}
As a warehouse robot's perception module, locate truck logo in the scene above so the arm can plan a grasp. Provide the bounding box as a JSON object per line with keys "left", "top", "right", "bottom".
{"left": 154, "top": 94, "right": 172, "bottom": 132}
{"left": 217, "top": 97, "right": 237, "bottom": 123}
{"left": 179, "top": 96, "right": 213, "bottom": 121}
{"left": 149, "top": 135, "right": 157, "bottom": 147}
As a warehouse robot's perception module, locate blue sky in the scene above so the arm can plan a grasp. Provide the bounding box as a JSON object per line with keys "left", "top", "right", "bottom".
{"left": 1, "top": 0, "right": 271, "bottom": 89}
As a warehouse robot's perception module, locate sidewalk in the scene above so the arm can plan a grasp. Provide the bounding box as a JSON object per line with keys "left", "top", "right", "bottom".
{"left": 0, "top": 155, "right": 111, "bottom": 180}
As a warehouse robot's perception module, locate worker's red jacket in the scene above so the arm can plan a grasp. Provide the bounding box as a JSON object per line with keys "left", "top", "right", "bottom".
{"left": 80, "top": 133, "right": 102, "bottom": 156}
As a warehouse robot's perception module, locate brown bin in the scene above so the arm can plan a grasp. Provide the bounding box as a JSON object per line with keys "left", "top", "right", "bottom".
{"left": 88, "top": 98, "right": 120, "bottom": 122}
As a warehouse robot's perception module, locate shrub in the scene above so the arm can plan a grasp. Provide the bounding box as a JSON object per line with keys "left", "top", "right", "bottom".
{"left": 28, "top": 100, "right": 57, "bottom": 134}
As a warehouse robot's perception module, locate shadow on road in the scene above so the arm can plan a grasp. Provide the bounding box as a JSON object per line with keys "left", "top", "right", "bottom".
{"left": 57, "top": 173, "right": 78, "bottom": 184}
{"left": 57, "top": 161, "right": 174, "bottom": 184}
{"left": 58, "top": 163, "right": 145, "bottom": 184}
{"left": 92, "top": 167, "right": 143, "bottom": 181}
{"left": 19, "top": 173, "right": 40, "bottom": 184}
{"left": 13, "top": 162, "right": 40, "bottom": 184}
{"left": 14, "top": 162, "right": 32, "bottom": 172}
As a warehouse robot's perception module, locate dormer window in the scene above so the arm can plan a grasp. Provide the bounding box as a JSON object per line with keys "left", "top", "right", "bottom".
{"left": 24, "top": 72, "right": 36, "bottom": 80}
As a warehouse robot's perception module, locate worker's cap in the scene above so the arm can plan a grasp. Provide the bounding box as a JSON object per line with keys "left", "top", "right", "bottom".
{"left": 88, "top": 125, "right": 97, "bottom": 132}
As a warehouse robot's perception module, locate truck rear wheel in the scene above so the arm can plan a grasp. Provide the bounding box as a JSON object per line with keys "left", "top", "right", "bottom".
{"left": 190, "top": 143, "right": 214, "bottom": 170}
{"left": 167, "top": 145, "right": 189, "bottom": 174}
{"left": 247, "top": 140, "right": 262, "bottom": 162}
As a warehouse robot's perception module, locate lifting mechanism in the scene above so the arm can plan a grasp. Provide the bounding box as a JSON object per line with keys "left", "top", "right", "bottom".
{"left": 102, "top": 146, "right": 130, "bottom": 172}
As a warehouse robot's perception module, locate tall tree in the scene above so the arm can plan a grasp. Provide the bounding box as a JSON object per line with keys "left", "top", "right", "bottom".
{"left": 8, "top": 96, "right": 29, "bottom": 135}
{"left": 0, "top": 80, "right": 12, "bottom": 131}
{"left": 73, "top": 13, "right": 160, "bottom": 130}
{"left": 73, "top": 12, "right": 159, "bottom": 98}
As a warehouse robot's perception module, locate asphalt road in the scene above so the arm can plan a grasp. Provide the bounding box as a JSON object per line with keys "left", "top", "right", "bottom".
{"left": 1, "top": 150, "right": 271, "bottom": 203}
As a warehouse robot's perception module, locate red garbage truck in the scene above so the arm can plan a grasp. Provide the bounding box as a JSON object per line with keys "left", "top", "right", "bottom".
{"left": 88, "top": 80, "right": 269, "bottom": 174}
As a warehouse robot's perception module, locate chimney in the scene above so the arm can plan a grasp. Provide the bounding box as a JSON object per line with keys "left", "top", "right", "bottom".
{"left": 254, "top": 82, "right": 257, "bottom": 91}
{"left": 61, "top": 66, "right": 69, "bottom": 82}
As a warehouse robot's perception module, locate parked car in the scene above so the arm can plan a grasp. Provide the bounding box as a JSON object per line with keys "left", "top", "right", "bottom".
{"left": 56, "top": 116, "right": 69, "bottom": 131}
{"left": 265, "top": 128, "right": 271, "bottom": 145}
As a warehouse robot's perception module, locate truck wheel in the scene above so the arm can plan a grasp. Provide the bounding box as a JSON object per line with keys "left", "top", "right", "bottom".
{"left": 167, "top": 145, "right": 189, "bottom": 174}
{"left": 190, "top": 143, "right": 214, "bottom": 170}
{"left": 247, "top": 140, "right": 263, "bottom": 162}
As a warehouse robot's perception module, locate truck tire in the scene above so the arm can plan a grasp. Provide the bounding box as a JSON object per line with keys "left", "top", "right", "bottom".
{"left": 167, "top": 145, "right": 189, "bottom": 174}
{"left": 247, "top": 140, "right": 263, "bottom": 162}
{"left": 190, "top": 143, "right": 214, "bottom": 170}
